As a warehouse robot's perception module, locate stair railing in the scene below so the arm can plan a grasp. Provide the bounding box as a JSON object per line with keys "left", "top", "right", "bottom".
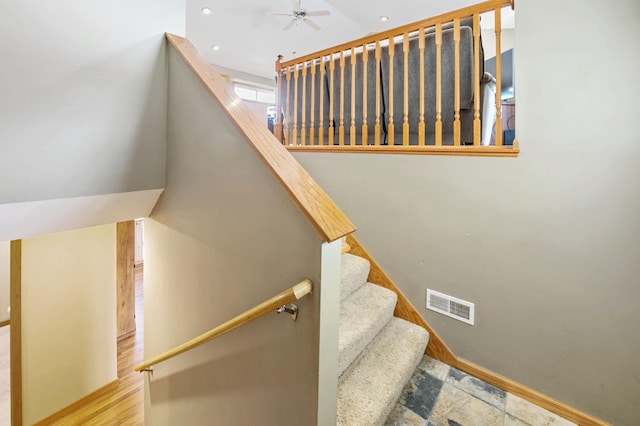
{"left": 135, "top": 279, "right": 313, "bottom": 372}
{"left": 274, "top": 0, "right": 516, "bottom": 156}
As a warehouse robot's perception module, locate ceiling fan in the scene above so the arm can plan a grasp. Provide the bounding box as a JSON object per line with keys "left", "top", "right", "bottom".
{"left": 270, "top": 0, "right": 330, "bottom": 31}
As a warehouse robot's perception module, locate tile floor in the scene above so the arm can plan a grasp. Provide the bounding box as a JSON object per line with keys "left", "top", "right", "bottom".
{"left": 386, "top": 356, "right": 576, "bottom": 426}
{"left": 0, "top": 325, "right": 9, "bottom": 426}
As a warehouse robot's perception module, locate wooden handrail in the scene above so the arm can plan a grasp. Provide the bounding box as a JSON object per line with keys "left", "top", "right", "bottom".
{"left": 135, "top": 279, "right": 313, "bottom": 372}
{"left": 166, "top": 34, "right": 356, "bottom": 243}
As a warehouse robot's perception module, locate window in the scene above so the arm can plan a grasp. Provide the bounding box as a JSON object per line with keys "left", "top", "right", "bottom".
{"left": 233, "top": 81, "right": 276, "bottom": 105}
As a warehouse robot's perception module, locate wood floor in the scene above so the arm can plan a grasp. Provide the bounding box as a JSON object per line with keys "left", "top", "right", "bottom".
{"left": 46, "top": 266, "right": 145, "bottom": 425}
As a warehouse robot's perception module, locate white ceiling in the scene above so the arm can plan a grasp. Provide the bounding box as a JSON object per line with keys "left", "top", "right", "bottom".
{"left": 186, "top": 0, "right": 514, "bottom": 79}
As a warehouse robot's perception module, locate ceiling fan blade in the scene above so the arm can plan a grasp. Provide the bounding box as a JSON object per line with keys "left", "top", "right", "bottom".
{"left": 269, "top": 12, "right": 294, "bottom": 16}
{"left": 284, "top": 19, "right": 298, "bottom": 31}
{"left": 306, "top": 10, "right": 330, "bottom": 17}
{"left": 304, "top": 18, "right": 321, "bottom": 31}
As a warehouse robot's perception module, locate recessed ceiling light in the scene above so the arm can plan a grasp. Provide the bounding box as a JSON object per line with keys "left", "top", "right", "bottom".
{"left": 380, "top": 16, "right": 389, "bottom": 22}
{"left": 211, "top": 44, "right": 221, "bottom": 51}
{"left": 202, "top": 7, "right": 212, "bottom": 15}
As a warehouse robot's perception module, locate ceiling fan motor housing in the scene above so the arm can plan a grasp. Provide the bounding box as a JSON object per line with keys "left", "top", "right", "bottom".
{"left": 293, "top": 10, "right": 307, "bottom": 19}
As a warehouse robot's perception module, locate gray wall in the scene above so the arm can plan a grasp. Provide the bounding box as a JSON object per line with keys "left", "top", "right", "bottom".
{"left": 143, "top": 47, "right": 330, "bottom": 425}
{"left": 294, "top": 0, "right": 640, "bottom": 424}
{"left": 0, "top": 0, "right": 184, "bottom": 204}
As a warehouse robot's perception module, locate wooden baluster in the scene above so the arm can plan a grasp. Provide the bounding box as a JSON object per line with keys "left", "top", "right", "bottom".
{"left": 494, "top": 8, "right": 503, "bottom": 146}
{"left": 275, "top": 55, "right": 284, "bottom": 143}
{"left": 329, "top": 54, "right": 335, "bottom": 145}
{"left": 473, "top": 13, "right": 481, "bottom": 146}
{"left": 293, "top": 64, "right": 299, "bottom": 145}
{"left": 435, "top": 23, "right": 443, "bottom": 146}
{"left": 453, "top": 19, "right": 461, "bottom": 146}
{"left": 310, "top": 59, "right": 316, "bottom": 145}
{"left": 301, "top": 62, "right": 307, "bottom": 146}
{"left": 350, "top": 47, "right": 356, "bottom": 146}
{"left": 388, "top": 36, "right": 395, "bottom": 146}
{"left": 362, "top": 43, "right": 369, "bottom": 144}
{"left": 418, "top": 28, "right": 426, "bottom": 146}
{"left": 319, "top": 56, "right": 325, "bottom": 145}
{"left": 339, "top": 50, "right": 345, "bottom": 146}
{"left": 375, "top": 41, "right": 381, "bottom": 146}
{"left": 285, "top": 65, "right": 292, "bottom": 145}
{"left": 403, "top": 32, "right": 409, "bottom": 146}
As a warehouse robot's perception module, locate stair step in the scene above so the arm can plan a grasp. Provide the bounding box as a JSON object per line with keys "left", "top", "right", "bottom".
{"left": 341, "top": 253, "right": 370, "bottom": 301}
{"left": 338, "top": 283, "right": 397, "bottom": 376}
{"left": 337, "top": 318, "right": 429, "bottom": 426}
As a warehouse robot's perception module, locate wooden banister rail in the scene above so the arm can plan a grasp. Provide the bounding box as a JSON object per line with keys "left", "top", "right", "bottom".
{"left": 275, "top": 0, "right": 519, "bottom": 157}
{"left": 167, "top": 34, "right": 355, "bottom": 242}
{"left": 135, "top": 279, "right": 313, "bottom": 372}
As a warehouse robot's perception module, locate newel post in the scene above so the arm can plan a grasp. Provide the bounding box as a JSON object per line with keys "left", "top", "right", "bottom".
{"left": 274, "top": 54, "right": 285, "bottom": 143}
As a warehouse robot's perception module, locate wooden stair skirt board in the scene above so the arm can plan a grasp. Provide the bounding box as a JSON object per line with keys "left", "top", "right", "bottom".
{"left": 32, "top": 380, "right": 119, "bottom": 426}
{"left": 345, "top": 234, "right": 609, "bottom": 426}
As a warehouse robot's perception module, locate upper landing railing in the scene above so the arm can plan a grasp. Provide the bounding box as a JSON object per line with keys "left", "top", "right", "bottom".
{"left": 274, "top": 0, "right": 518, "bottom": 157}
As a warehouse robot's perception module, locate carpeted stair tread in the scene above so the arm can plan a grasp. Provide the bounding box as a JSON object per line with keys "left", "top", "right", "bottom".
{"left": 341, "top": 253, "right": 370, "bottom": 301}
{"left": 337, "top": 318, "right": 429, "bottom": 426}
{"left": 338, "top": 283, "right": 397, "bottom": 376}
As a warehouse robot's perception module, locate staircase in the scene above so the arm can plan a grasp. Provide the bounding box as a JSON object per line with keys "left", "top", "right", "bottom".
{"left": 337, "top": 253, "right": 429, "bottom": 426}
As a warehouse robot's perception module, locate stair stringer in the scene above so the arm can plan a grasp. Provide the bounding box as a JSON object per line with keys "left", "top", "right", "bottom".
{"left": 345, "top": 234, "right": 457, "bottom": 366}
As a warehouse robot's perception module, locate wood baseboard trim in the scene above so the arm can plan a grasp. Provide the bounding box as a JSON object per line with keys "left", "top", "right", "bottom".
{"left": 346, "top": 234, "right": 457, "bottom": 365}
{"left": 0, "top": 319, "right": 9, "bottom": 328}
{"left": 33, "top": 379, "right": 119, "bottom": 426}
{"left": 456, "top": 358, "right": 609, "bottom": 426}
{"left": 345, "top": 234, "right": 609, "bottom": 426}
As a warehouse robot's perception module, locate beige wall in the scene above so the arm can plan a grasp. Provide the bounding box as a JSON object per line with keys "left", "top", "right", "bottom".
{"left": 293, "top": 1, "right": 640, "bottom": 424}
{"left": 143, "top": 47, "right": 335, "bottom": 425}
{"left": 22, "top": 225, "right": 117, "bottom": 425}
{"left": 0, "top": 242, "right": 9, "bottom": 323}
